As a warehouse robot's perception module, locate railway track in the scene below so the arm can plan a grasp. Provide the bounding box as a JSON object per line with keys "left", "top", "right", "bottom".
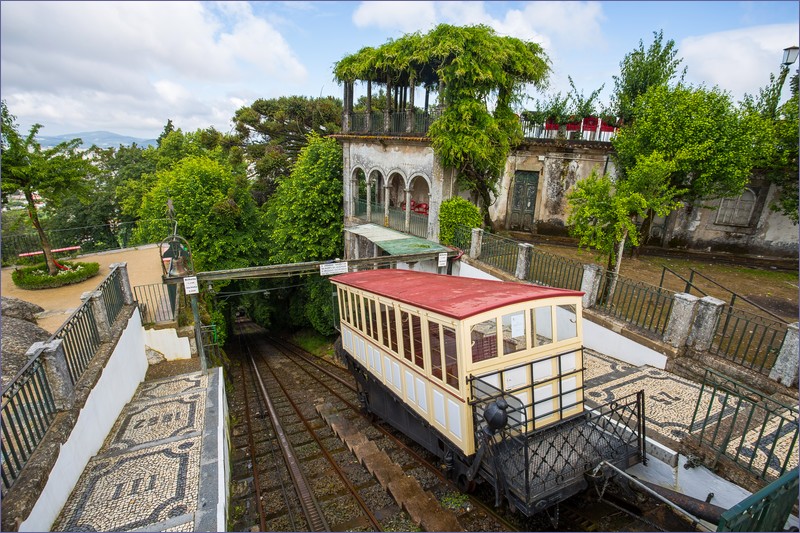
{"left": 227, "top": 320, "right": 675, "bottom": 531}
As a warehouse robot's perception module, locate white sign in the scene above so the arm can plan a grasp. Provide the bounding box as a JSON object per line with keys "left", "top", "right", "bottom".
{"left": 184, "top": 276, "right": 199, "bottom": 295}
{"left": 320, "top": 262, "right": 348, "bottom": 276}
{"left": 438, "top": 252, "right": 448, "bottom": 267}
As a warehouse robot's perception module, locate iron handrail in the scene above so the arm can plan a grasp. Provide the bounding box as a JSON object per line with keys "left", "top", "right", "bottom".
{"left": 688, "top": 268, "right": 787, "bottom": 323}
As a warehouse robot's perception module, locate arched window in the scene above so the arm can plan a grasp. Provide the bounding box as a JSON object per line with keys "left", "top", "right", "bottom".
{"left": 715, "top": 189, "right": 756, "bottom": 227}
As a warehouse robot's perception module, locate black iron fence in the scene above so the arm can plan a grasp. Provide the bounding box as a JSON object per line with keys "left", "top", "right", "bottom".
{"left": 354, "top": 199, "right": 429, "bottom": 239}
{"left": 717, "top": 469, "right": 799, "bottom": 531}
{"left": 710, "top": 307, "right": 787, "bottom": 375}
{"left": 134, "top": 283, "right": 179, "bottom": 325}
{"left": 595, "top": 274, "right": 676, "bottom": 336}
{"left": 2, "top": 219, "right": 173, "bottom": 265}
{"left": 526, "top": 247, "right": 585, "bottom": 291}
{"left": 1, "top": 264, "right": 129, "bottom": 493}
{"left": 688, "top": 368, "right": 798, "bottom": 483}
{"left": 479, "top": 232, "right": 519, "bottom": 274}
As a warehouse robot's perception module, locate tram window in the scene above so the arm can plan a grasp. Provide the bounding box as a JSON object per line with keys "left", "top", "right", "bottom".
{"left": 429, "top": 321, "right": 443, "bottom": 380}
{"left": 386, "top": 306, "right": 398, "bottom": 352}
{"left": 380, "top": 303, "right": 391, "bottom": 349}
{"left": 556, "top": 304, "right": 578, "bottom": 341}
{"left": 342, "top": 289, "right": 351, "bottom": 324}
{"left": 532, "top": 306, "right": 553, "bottom": 347}
{"left": 471, "top": 319, "right": 498, "bottom": 363}
{"left": 401, "top": 312, "right": 413, "bottom": 362}
{"left": 411, "top": 315, "right": 424, "bottom": 369}
{"left": 443, "top": 326, "right": 458, "bottom": 389}
{"left": 368, "top": 300, "right": 379, "bottom": 342}
{"left": 354, "top": 294, "right": 363, "bottom": 331}
{"left": 502, "top": 311, "right": 526, "bottom": 355}
{"left": 363, "top": 297, "right": 372, "bottom": 337}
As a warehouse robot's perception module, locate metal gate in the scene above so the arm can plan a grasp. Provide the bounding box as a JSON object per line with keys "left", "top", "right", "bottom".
{"left": 509, "top": 170, "right": 538, "bottom": 231}
{"left": 717, "top": 469, "right": 798, "bottom": 531}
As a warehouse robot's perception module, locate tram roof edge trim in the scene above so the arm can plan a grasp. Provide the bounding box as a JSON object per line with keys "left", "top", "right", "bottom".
{"left": 331, "top": 269, "right": 584, "bottom": 319}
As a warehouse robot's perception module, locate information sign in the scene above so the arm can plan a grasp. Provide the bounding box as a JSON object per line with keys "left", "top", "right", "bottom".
{"left": 184, "top": 276, "right": 199, "bottom": 295}
{"left": 320, "top": 262, "right": 348, "bottom": 276}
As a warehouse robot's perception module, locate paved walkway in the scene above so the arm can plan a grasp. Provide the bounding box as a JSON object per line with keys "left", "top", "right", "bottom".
{"left": 52, "top": 368, "right": 225, "bottom": 532}
{"left": 2, "top": 245, "right": 163, "bottom": 332}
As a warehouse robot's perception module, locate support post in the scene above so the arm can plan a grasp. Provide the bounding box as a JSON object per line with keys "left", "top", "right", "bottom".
{"left": 580, "top": 264, "right": 603, "bottom": 309}
{"left": 110, "top": 262, "right": 134, "bottom": 304}
{"left": 384, "top": 77, "right": 392, "bottom": 134}
{"left": 515, "top": 243, "right": 533, "bottom": 280}
{"left": 82, "top": 290, "right": 111, "bottom": 343}
{"left": 769, "top": 323, "right": 799, "bottom": 387}
{"left": 366, "top": 80, "right": 372, "bottom": 132}
{"left": 366, "top": 179, "right": 372, "bottom": 221}
{"left": 687, "top": 296, "right": 726, "bottom": 352}
{"left": 189, "top": 293, "right": 208, "bottom": 373}
{"left": 384, "top": 184, "right": 391, "bottom": 226}
{"left": 469, "top": 228, "right": 483, "bottom": 259}
{"left": 663, "top": 293, "right": 699, "bottom": 348}
{"left": 403, "top": 188, "right": 411, "bottom": 233}
{"left": 406, "top": 79, "right": 415, "bottom": 133}
{"left": 27, "top": 339, "right": 74, "bottom": 410}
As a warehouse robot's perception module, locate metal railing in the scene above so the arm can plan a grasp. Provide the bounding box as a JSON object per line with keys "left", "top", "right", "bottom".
{"left": 710, "top": 307, "right": 787, "bottom": 375}
{"left": 408, "top": 211, "right": 428, "bottom": 238}
{"left": 53, "top": 304, "right": 102, "bottom": 384}
{"left": 347, "top": 109, "right": 441, "bottom": 136}
{"left": 2, "top": 219, "right": 172, "bottom": 265}
{"left": 449, "top": 224, "right": 473, "bottom": 250}
{"left": 594, "top": 274, "right": 676, "bottom": 336}
{"left": 354, "top": 199, "right": 429, "bottom": 239}
{"left": 478, "top": 232, "right": 519, "bottom": 274}
{"left": 717, "top": 469, "right": 799, "bottom": 531}
{"left": 134, "top": 283, "right": 179, "bottom": 325}
{"left": 1, "top": 357, "right": 57, "bottom": 491}
{"left": 688, "top": 368, "right": 798, "bottom": 483}
{"left": 526, "top": 247, "right": 585, "bottom": 291}
{"left": 1, "top": 264, "right": 129, "bottom": 492}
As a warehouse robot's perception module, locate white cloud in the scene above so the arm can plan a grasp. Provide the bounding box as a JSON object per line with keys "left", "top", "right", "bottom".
{"left": 0, "top": 1, "right": 308, "bottom": 137}
{"left": 353, "top": 1, "right": 437, "bottom": 33}
{"left": 681, "top": 24, "right": 798, "bottom": 101}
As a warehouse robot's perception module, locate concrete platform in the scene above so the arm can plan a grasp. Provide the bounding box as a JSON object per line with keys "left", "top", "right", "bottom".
{"left": 52, "top": 368, "right": 228, "bottom": 532}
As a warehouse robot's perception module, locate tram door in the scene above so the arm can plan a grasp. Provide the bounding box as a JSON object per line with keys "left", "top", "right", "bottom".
{"left": 509, "top": 171, "right": 538, "bottom": 231}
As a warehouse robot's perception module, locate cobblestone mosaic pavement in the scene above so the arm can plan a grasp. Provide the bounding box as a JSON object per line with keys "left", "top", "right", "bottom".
{"left": 53, "top": 371, "right": 216, "bottom": 532}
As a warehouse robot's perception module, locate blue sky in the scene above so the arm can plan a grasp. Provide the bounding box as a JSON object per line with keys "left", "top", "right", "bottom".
{"left": 1, "top": 1, "right": 797, "bottom": 139}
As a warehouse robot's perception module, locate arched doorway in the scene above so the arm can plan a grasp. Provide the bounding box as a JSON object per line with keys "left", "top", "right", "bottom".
{"left": 353, "top": 168, "right": 367, "bottom": 217}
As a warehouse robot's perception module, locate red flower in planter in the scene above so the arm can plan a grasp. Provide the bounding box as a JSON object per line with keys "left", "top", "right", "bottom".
{"left": 583, "top": 116, "right": 598, "bottom": 129}
{"left": 544, "top": 120, "right": 559, "bottom": 131}
{"left": 565, "top": 122, "right": 580, "bottom": 131}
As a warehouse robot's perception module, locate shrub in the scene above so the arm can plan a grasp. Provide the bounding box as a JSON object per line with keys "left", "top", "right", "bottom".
{"left": 11, "top": 261, "right": 100, "bottom": 290}
{"left": 438, "top": 197, "right": 482, "bottom": 245}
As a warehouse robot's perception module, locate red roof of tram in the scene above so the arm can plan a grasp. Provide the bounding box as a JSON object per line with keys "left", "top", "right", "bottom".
{"left": 331, "top": 269, "right": 583, "bottom": 320}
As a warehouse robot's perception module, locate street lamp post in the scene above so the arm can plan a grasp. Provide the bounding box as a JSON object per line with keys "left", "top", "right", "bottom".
{"left": 782, "top": 46, "right": 799, "bottom": 67}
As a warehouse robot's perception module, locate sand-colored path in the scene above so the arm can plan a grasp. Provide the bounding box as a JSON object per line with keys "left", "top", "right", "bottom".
{"left": 2, "top": 245, "right": 164, "bottom": 333}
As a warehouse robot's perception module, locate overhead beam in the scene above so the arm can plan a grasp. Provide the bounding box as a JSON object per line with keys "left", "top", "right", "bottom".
{"left": 164, "top": 250, "right": 458, "bottom": 283}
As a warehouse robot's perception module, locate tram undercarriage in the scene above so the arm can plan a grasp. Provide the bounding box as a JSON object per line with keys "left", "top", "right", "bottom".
{"left": 342, "top": 347, "right": 647, "bottom": 517}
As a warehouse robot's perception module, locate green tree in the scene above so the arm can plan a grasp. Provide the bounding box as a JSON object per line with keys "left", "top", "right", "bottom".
{"left": 1, "top": 101, "right": 96, "bottom": 275}
{"left": 611, "top": 30, "right": 686, "bottom": 126}
{"left": 233, "top": 96, "right": 342, "bottom": 205}
{"left": 567, "top": 155, "right": 683, "bottom": 296}
{"left": 438, "top": 196, "right": 482, "bottom": 245}
{"left": 135, "top": 153, "right": 264, "bottom": 272}
{"left": 742, "top": 68, "right": 799, "bottom": 223}
{"left": 265, "top": 132, "right": 344, "bottom": 264}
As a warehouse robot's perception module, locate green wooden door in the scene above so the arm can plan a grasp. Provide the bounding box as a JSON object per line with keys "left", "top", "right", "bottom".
{"left": 509, "top": 171, "right": 538, "bottom": 231}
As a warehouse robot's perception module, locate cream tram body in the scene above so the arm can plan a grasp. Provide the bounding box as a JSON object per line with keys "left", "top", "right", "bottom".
{"left": 331, "top": 269, "right": 586, "bottom": 457}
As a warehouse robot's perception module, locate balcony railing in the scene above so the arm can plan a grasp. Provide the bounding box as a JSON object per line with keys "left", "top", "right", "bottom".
{"left": 344, "top": 110, "right": 616, "bottom": 142}
{"left": 355, "top": 199, "right": 429, "bottom": 239}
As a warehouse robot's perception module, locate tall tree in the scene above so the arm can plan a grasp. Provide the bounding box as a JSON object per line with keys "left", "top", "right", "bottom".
{"left": 1, "top": 101, "right": 96, "bottom": 275}
{"left": 567, "top": 155, "right": 683, "bottom": 295}
{"left": 233, "top": 96, "right": 342, "bottom": 205}
{"left": 611, "top": 30, "right": 686, "bottom": 125}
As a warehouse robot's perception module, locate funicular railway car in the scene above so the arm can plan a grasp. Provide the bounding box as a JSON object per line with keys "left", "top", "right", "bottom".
{"left": 331, "top": 269, "right": 646, "bottom": 515}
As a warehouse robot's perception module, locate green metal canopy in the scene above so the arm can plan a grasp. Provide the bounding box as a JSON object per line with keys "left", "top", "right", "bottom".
{"left": 346, "top": 224, "right": 450, "bottom": 256}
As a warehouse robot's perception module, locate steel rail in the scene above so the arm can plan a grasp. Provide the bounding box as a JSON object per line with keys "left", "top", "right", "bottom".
{"left": 270, "top": 336, "right": 521, "bottom": 532}
{"left": 248, "top": 353, "right": 330, "bottom": 532}
{"left": 256, "top": 350, "right": 384, "bottom": 531}
{"left": 238, "top": 358, "right": 268, "bottom": 532}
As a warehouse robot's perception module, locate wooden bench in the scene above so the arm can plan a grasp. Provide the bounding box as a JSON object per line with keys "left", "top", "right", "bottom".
{"left": 18, "top": 245, "right": 81, "bottom": 258}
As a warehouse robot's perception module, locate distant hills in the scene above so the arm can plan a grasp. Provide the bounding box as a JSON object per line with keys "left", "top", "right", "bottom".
{"left": 36, "top": 131, "right": 157, "bottom": 149}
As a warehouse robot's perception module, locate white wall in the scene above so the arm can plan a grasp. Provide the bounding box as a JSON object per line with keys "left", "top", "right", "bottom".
{"left": 21, "top": 310, "right": 148, "bottom": 532}
{"left": 144, "top": 328, "right": 191, "bottom": 360}
{"left": 583, "top": 318, "right": 667, "bottom": 369}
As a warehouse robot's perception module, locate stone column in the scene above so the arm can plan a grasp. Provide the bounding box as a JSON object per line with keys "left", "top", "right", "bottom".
{"left": 403, "top": 188, "right": 411, "bottom": 233}
{"left": 366, "top": 80, "right": 373, "bottom": 132}
{"left": 110, "top": 262, "right": 134, "bottom": 304}
{"left": 580, "top": 264, "right": 603, "bottom": 309}
{"left": 27, "top": 339, "right": 74, "bottom": 410}
{"left": 469, "top": 228, "right": 483, "bottom": 259}
{"left": 366, "top": 179, "right": 372, "bottom": 221}
{"left": 769, "top": 323, "right": 799, "bottom": 387}
{"left": 82, "top": 290, "right": 111, "bottom": 342}
{"left": 383, "top": 184, "right": 391, "bottom": 227}
{"left": 406, "top": 80, "right": 415, "bottom": 133}
{"left": 663, "top": 293, "right": 699, "bottom": 348}
{"left": 515, "top": 243, "right": 534, "bottom": 280}
{"left": 687, "top": 296, "right": 726, "bottom": 352}
{"left": 384, "top": 77, "right": 392, "bottom": 134}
